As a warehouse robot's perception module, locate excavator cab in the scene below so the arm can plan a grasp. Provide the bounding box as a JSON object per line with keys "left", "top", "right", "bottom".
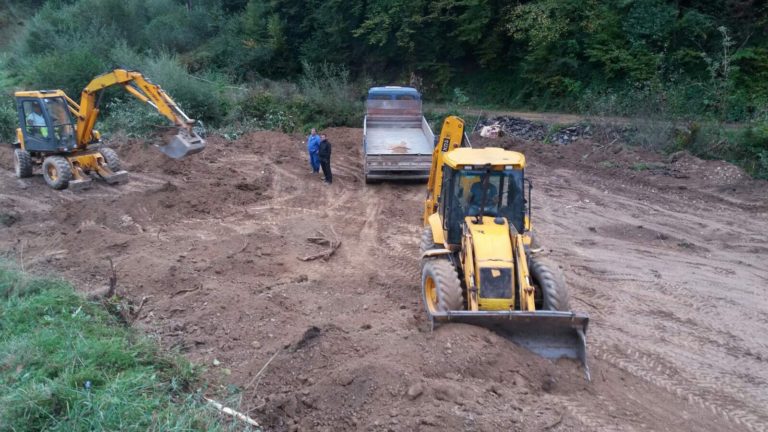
{"left": 15, "top": 92, "right": 77, "bottom": 153}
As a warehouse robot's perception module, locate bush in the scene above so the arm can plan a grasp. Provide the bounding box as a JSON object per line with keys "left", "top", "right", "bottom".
{"left": 297, "top": 61, "right": 362, "bottom": 129}
{"left": 0, "top": 99, "right": 16, "bottom": 143}
{"left": 100, "top": 100, "right": 168, "bottom": 138}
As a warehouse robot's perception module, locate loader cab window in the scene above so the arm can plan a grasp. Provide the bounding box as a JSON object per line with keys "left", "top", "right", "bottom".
{"left": 442, "top": 168, "right": 526, "bottom": 244}
{"left": 23, "top": 101, "right": 48, "bottom": 138}
{"left": 21, "top": 98, "right": 75, "bottom": 147}
{"left": 44, "top": 97, "right": 75, "bottom": 142}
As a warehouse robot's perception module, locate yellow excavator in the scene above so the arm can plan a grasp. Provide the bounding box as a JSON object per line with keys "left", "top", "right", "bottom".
{"left": 421, "top": 116, "right": 590, "bottom": 378}
{"left": 11, "top": 68, "right": 205, "bottom": 190}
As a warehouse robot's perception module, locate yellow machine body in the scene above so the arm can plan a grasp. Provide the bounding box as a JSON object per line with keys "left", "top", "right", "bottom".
{"left": 420, "top": 116, "right": 589, "bottom": 378}
{"left": 11, "top": 69, "right": 205, "bottom": 190}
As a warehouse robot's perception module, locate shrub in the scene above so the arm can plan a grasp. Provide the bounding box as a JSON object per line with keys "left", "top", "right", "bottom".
{"left": 0, "top": 99, "right": 16, "bottom": 143}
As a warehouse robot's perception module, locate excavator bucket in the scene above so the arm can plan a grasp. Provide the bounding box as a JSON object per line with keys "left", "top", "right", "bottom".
{"left": 157, "top": 129, "right": 206, "bottom": 160}
{"left": 431, "top": 310, "right": 590, "bottom": 379}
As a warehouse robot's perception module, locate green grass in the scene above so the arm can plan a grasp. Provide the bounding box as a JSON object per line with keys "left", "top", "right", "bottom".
{"left": 0, "top": 264, "right": 251, "bottom": 432}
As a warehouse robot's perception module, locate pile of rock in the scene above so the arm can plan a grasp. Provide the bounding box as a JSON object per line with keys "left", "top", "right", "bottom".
{"left": 550, "top": 125, "right": 591, "bottom": 145}
{"left": 476, "top": 116, "right": 547, "bottom": 141}
{"left": 475, "top": 116, "right": 593, "bottom": 144}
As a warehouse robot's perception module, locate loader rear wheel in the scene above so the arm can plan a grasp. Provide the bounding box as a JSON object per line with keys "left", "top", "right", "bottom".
{"left": 42, "top": 156, "right": 72, "bottom": 190}
{"left": 421, "top": 259, "right": 463, "bottom": 315}
{"left": 529, "top": 257, "right": 571, "bottom": 311}
{"left": 419, "top": 225, "right": 440, "bottom": 255}
{"left": 13, "top": 149, "right": 33, "bottom": 178}
{"left": 100, "top": 147, "right": 121, "bottom": 171}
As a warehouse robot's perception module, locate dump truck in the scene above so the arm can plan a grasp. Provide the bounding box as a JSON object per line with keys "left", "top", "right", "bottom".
{"left": 420, "top": 115, "right": 590, "bottom": 378}
{"left": 363, "top": 86, "right": 434, "bottom": 183}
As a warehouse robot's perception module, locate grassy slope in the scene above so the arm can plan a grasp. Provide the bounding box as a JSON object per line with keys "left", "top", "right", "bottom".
{"left": 0, "top": 264, "right": 248, "bottom": 432}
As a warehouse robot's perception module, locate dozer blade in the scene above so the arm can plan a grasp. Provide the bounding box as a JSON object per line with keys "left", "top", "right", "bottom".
{"left": 157, "top": 130, "right": 206, "bottom": 160}
{"left": 432, "top": 310, "right": 590, "bottom": 379}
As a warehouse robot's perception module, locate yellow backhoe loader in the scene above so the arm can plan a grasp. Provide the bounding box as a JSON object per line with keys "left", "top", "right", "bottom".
{"left": 421, "top": 116, "right": 590, "bottom": 378}
{"left": 11, "top": 68, "right": 205, "bottom": 190}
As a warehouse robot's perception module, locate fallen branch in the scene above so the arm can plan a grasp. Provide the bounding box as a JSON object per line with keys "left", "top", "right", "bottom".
{"left": 246, "top": 349, "right": 281, "bottom": 391}
{"left": 171, "top": 284, "right": 202, "bottom": 297}
{"left": 299, "top": 228, "right": 341, "bottom": 261}
{"left": 205, "top": 397, "right": 261, "bottom": 428}
{"left": 306, "top": 237, "right": 331, "bottom": 246}
{"left": 299, "top": 240, "right": 341, "bottom": 261}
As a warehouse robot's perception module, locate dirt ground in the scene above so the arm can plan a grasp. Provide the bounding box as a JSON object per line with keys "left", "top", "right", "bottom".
{"left": 1, "top": 127, "right": 767, "bottom": 432}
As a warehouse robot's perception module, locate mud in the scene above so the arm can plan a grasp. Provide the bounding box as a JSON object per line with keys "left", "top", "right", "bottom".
{"left": 1, "top": 128, "right": 766, "bottom": 431}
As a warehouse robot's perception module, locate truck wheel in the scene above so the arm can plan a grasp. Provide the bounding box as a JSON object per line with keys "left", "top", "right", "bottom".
{"left": 421, "top": 259, "right": 463, "bottom": 316}
{"left": 42, "top": 156, "right": 73, "bottom": 190}
{"left": 100, "top": 147, "right": 121, "bottom": 171}
{"left": 13, "top": 149, "right": 33, "bottom": 178}
{"left": 529, "top": 257, "right": 570, "bottom": 311}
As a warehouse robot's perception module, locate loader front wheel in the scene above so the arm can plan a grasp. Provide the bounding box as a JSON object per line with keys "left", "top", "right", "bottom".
{"left": 419, "top": 225, "right": 440, "bottom": 255}
{"left": 42, "top": 156, "right": 72, "bottom": 190}
{"left": 13, "top": 149, "right": 33, "bottom": 178}
{"left": 421, "top": 259, "right": 463, "bottom": 315}
{"left": 100, "top": 147, "right": 121, "bottom": 172}
{"left": 530, "top": 257, "right": 571, "bottom": 311}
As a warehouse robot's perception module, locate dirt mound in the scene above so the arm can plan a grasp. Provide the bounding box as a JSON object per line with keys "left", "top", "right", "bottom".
{"left": 1, "top": 125, "right": 766, "bottom": 431}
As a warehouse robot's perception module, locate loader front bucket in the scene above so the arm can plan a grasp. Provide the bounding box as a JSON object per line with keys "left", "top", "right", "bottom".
{"left": 157, "top": 129, "right": 206, "bottom": 160}
{"left": 432, "top": 310, "right": 590, "bottom": 379}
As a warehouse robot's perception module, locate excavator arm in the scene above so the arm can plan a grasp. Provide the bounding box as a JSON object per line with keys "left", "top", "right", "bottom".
{"left": 69, "top": 68, "right": 205, "bottom": 159}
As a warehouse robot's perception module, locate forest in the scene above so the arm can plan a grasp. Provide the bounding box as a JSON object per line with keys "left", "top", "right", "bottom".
{"left": 1, "top": 0, "right": 766, "bottom": 176}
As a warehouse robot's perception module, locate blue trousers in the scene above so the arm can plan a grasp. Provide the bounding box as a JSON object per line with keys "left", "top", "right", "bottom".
{"left": 309, "top": 151, "right": 320, "bottom": 172}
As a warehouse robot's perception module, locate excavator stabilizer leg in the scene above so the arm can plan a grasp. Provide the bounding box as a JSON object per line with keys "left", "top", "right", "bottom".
{"left": 432, "top": 310, "right": 590, "bottom": 380}
{"left": 157, "top": 130, "right": 206, "bottom": 160}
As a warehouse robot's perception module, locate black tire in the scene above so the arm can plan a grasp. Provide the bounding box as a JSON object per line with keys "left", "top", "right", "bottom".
{"left": 100, "top": 147, "right": 121, "bottom": 171}
{"left": 421, "top": 259, "right": 463, "bottom": 315}
{"left": 13, "top": 149, "right": 33, "bottom": 178}
{"left": 364, "top": 176, "right": 379, "bottom": 185}
{"left": 529, "top": 257, "right": 571, "bottom": 311}
{"left": 419, "top": 225, "right": 441, "bottom": 255}
{"left": 42, "top": 156, "right": 72, "bottom": 190}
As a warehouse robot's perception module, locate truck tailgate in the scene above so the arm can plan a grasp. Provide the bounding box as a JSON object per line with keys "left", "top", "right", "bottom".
{"left": 364, "top": 154, "right": 432, "bottom": 180}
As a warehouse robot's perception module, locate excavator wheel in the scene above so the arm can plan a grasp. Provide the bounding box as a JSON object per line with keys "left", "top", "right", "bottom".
{"left": 13, "top": 149, "right": 33, "bottom": 178}
{"left": 419, "top": 225, "right": 441, "bottom": 256}
{"left": 421, "top": 259, "right": 463, "bottom": 316}
{"left": 529, "top": 257, "right": 571, "bottom": 311}
{"left": 42, "top": 156, "right": 73, "bottom": 190}
{"left": 99, "top": 147, "right": 122, "bottom": 172}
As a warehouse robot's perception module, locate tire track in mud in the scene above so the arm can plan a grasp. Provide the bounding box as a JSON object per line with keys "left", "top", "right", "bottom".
{"left": 593, "top": 345, "right": 768, "bottom": 432}
{"left": 572, "top": 259, "right": 768, "bottom": 432}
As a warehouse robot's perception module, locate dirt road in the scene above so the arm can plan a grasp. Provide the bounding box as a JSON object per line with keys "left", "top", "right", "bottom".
{"left": 1, "top": 129, "right": 766, "bottom": 431}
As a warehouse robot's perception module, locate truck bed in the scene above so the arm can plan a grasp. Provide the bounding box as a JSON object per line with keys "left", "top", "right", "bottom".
{"left": 362, "top": 97, "right": 434, "bottom": 181}
{"left": 365, "top": 127, "right": 433, "bottom": 155}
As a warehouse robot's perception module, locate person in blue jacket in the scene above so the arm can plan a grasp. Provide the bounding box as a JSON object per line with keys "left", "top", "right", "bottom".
{"left": 307, "top": 128, "right": 321, "bottom": 173}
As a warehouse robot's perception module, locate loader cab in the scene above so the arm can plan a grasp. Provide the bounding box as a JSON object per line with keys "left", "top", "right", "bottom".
{"left": 439, "top": 148, "right": 527, "bottom": 245}
{"left": 15, "top": 91, "right": 77, "bottom": 153}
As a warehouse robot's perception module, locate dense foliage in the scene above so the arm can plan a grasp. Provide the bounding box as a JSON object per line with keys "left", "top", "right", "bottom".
{"left": 0, "top": 0, "right": 766, "bottom": 176}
